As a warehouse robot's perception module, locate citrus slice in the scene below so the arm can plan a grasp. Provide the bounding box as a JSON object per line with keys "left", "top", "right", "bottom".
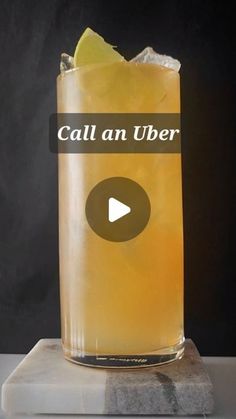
{"left": 74, "top": 27, "right": 124, "bottom": 67}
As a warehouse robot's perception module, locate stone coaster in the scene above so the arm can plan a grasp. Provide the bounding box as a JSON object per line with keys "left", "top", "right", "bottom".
{"left": 1, "top": 339, "right": 214, "bottom": 415}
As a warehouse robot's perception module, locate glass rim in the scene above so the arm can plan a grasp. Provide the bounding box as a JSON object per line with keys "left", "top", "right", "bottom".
{"left": 57, "top": 61, "right": 178, "bottom": 81}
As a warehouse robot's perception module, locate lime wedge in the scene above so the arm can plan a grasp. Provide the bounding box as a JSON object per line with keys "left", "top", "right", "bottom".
{"left": 74, "top": 27, "right": 124, "bottom": 67}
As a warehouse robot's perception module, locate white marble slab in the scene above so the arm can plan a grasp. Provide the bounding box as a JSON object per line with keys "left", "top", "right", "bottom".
{"left": 1, "top": 339, "right": 214, "bottom": 415}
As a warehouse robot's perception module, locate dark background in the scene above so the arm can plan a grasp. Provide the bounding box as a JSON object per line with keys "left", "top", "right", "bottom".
{"left": 0, "top": 0, "right": 235, "bottom": 355}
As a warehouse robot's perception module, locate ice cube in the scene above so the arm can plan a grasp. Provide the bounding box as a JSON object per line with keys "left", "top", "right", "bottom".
{"left": 60, "top": 53, "right": 74, "bottom": 72}
{"left": 130, "top": 47, "right": 181, "bottom": 72}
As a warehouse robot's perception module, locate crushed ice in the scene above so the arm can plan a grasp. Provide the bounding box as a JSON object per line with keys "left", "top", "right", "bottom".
{"left": 60, "top": 53, "right": 74, "bottom": 72}
{"left": 130, "top": 47, "right": 181, "bottom": 72}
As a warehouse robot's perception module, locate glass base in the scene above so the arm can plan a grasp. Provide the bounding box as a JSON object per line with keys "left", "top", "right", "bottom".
{"left": 63, "top": 339, "right": 185, "bottom": 369}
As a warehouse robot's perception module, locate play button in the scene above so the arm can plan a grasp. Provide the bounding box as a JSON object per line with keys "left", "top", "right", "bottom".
{"left": 85, "top": 177, "right": 151, "bottom": 242}
{"left": 108, "top": 198, "right": 131, "bottom": 223}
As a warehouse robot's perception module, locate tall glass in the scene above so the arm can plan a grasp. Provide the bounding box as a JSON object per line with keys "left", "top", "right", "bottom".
{"left": 57, "top": 62, "right": 184, "bottom": 368}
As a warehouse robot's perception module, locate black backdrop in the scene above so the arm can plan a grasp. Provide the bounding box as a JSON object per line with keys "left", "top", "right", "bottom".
{"left": 0, "top": 0, "right": 235, "bottom": 355}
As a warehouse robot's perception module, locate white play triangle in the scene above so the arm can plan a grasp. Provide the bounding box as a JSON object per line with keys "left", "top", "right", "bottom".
{"left": 108, "top": 197, "right": 131, "bottom": 223}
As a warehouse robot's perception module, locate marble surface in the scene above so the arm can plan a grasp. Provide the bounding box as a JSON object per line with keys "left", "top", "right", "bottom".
{"left": 1, "top": 339, "right": 214, "bottom": 415}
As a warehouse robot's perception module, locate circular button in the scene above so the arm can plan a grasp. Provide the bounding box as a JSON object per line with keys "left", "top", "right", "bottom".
{"left": 85, "top": 177, "right": 151, "bottom": 242}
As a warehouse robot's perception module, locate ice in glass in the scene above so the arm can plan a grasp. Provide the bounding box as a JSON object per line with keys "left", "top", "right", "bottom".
{"left": 58, "top": 29, "right": 184, "bottom": 367}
